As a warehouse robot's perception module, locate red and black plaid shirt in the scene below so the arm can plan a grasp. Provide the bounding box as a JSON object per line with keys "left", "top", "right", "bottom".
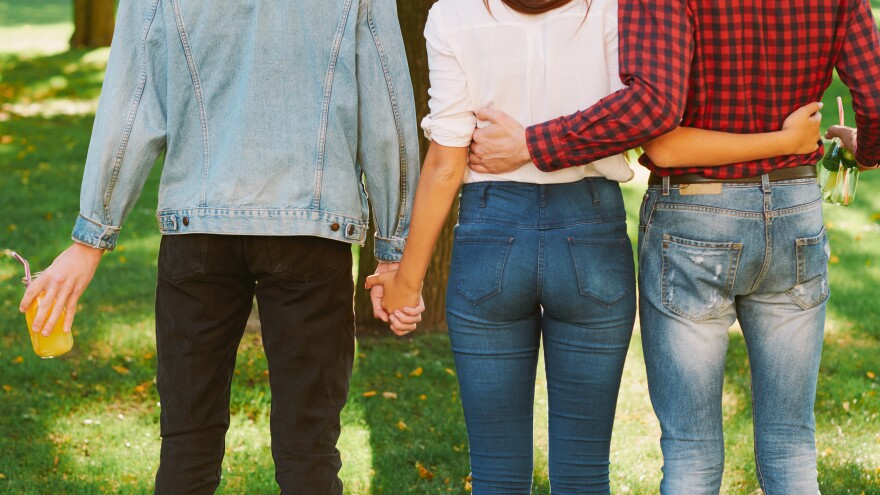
{"left": 527, "top": 0, "right": 880, "bottom": 178}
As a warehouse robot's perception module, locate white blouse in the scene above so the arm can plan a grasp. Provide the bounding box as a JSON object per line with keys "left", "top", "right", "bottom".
{"left": 421, "top": 0, "right": 634, "bottom": 184}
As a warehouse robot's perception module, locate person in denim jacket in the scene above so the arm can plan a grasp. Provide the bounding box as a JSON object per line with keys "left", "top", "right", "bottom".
{"left": 19, "top": 1, "right": 422, "bottom": 493}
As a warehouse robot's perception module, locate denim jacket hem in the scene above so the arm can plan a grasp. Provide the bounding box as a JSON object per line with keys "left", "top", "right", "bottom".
{"left": 155, "top": 207, "right": 369, "bottom": 241}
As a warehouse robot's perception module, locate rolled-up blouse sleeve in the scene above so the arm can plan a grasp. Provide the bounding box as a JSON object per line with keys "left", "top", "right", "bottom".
{"left": 420, "top": 11, "right": 476, "bottom": 148}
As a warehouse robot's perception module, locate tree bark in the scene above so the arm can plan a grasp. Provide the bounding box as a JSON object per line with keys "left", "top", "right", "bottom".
{"left": 354, "top": 0, "right": 456, "bottom": 332}
{"left": 71, "top": 0, "right": 115, "bottom": 49}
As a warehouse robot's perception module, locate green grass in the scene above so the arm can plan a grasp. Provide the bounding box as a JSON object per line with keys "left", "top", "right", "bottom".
{"left": 1, "top": 6, "right": 879, "bottom": 494}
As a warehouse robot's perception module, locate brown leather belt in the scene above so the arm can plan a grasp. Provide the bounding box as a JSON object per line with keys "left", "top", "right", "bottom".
{"left": 648, "top": 165, "right": 817, "bottom": 185}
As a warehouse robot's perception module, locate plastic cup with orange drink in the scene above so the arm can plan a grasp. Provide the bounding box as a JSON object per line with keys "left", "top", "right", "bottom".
{"left": 7, "top": 250, "right": 74, "bottom": 358}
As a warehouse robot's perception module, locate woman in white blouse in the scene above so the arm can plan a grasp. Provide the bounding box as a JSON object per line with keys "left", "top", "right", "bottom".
{"left": 366, "top": 0, "right": 820, "bottom": 492}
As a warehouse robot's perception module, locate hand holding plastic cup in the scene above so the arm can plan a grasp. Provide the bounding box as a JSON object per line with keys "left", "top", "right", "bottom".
{"left": 818, "top": 97, "right": 859, "bottom": 206}
{"left": 6, "top": 250, "right": 74, "bottom": 358}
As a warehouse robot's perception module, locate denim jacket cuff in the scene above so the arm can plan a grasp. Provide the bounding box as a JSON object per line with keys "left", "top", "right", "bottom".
{"left": 374, "top": 235, "right": 406, "bottom": 262}
{"left": 71, "top": 214, "right": 121, "bottom": 251}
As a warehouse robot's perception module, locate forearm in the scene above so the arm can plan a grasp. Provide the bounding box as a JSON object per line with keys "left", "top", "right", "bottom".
{"left": 395, "top": 144, "right": 467, "bottom": 290}
{"left": 643, "top": 127, "right": 796, "bottom": 168}
{"left": 527, "top": 0, "right": 693, "bottom": 172}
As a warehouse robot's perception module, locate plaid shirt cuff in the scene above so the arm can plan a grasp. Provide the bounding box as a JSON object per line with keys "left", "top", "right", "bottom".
{"left": 526, "top": 121, "right": 576, "bottom": 172}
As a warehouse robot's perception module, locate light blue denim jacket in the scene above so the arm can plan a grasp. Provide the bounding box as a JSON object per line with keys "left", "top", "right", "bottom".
{"left": 72, "top": 0, "right": 420, "bottom": 261}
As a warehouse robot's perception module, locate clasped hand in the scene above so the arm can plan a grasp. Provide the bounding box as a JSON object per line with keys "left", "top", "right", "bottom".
{"left": 365, "top": 263, "right": 425, "bottom": 336}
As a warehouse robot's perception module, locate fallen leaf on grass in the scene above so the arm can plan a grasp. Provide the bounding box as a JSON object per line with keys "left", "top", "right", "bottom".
{"left": 382, "top": 391, "right": 397, "bottom": 400}
{"left": 0, "top": 472, "right": 5, "bottom": 479}
{"left": 397, "top": 420, "right": 407, "bottom": 431}
{"left": 419, "top": 394, "right": 427, "bottom": 401}
{"left": 12, "top": 356, "right": 23, "bottom": 364}
{"left": 871, "top": 213, "right": 880, "bottom": 222}
{"left": 416, "top": 462, "right": 434, "bottom": 480}
{"left": 134, "top": 380, "right": 152, "bottom": 394}
{"left": 2, "top": 385, "right": 11, "bottom": 392}
{"left": 445, "top": 368, "right": 456, "bottom": 376}
{"left": 112, "top": 365, "right": 130, "bottom": 375}
{"left": 868, "top": 371, "right": 876, "bottom": 380}
{"left": 410, "top": 367, "right": 423, "bottom": 377}
{"left": 362, "top": 390, "right": 377, "bottom": 397}
{"left": 829, "top": 255, "right": 840, "bottom": 264}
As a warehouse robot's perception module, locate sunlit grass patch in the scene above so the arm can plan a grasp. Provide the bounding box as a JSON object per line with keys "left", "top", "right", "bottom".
{"left": 0, "top": 23, "right": 72, "bottom": 55}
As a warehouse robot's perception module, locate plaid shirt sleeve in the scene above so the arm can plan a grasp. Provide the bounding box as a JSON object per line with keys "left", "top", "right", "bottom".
{"left": 526, "top": 0, "right": 694, "bottom": 172}
{"left": 837, "top": 0, "right": 880, "bottom": 167}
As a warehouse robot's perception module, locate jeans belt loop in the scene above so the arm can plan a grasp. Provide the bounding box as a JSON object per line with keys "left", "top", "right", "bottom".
{"left": 662, "top": 176, "right": 671, "bottom": 196}
{"left": 761, "top": 173, "right": 771, "bottom": 192}
{"left": 479, "top": 183, "right": 489, "bottom": 208}
{"left": 586, "top": 179, "right": 601, "bottom": 205}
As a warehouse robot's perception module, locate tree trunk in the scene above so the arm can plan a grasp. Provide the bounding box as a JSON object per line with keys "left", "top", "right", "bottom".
{"left": 354, "top": 0, "right": 456, "bottom": 332}
{"left": 70, "top": 0, "right": 115, "bottom": 49}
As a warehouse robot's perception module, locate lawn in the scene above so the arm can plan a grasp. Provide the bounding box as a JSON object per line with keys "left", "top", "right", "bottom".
{"left": 0, "top": 2, "right": 878, "bottom": 493}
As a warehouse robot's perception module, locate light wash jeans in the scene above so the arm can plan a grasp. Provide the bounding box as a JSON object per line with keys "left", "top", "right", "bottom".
{"left": 446, "top": 179, "right": 636, "bottom": 494}
{"left": 638, "top": 175, "right": 827, "bottom": 494}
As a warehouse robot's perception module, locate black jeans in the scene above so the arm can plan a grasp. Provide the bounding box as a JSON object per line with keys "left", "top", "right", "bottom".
{"left": 153, "top": 235, "right": 354, "bottom": 495}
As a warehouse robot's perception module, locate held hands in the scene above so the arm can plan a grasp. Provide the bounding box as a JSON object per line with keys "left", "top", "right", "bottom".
{"left": 781, "top": 102, "right": 824, "bottom": 154}
{"left": 366, "top": 262, "right": 425, "bottom": 336}
{"left": 468, "top": 107, "right": 532, "bottom": 175}
{"left": 19, "top": 242, "right": 103, "bottom": 336}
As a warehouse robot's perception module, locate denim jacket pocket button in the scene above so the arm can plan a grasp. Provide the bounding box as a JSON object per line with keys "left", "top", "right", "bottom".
{"left": 182, "top": 216, "right": 189, "bottom": 227}
{"left": 330, "top": 222, "right": 340, "bottom": 232}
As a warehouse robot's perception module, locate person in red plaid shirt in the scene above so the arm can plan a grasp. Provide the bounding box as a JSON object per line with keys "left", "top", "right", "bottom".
{"left": 467, "top": 0, "right": 880, "bottom": 493}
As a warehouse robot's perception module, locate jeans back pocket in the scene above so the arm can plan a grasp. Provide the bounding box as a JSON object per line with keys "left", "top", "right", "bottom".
{"left": 568, "top": 236, "right": 634, "bottom": 307}
{"left": 452, "top": 236, "right": 514, "bottom": 305}
{"left": 661, "top": 234, "right": 742, "bottom": 321}
{"left": 787, "top": 227, "right": 830, "bottom": 309}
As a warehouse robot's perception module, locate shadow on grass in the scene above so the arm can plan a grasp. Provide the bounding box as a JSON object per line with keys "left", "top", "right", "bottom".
{"left": 0, "top": 48, "right": 108, "bottom": 104}
{"left": 351, "top": 332, "right": 472, "bottom": 494}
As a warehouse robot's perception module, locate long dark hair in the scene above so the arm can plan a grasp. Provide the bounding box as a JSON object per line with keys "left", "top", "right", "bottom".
{"left": 483, "top": 0, "right": 579, "bottom": 15}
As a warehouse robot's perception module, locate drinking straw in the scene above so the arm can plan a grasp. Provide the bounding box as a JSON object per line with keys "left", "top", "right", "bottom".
{"left": 7, "top": 250, "right": 31, "bottom": 287}
{"left": 838, "top": 97, "right": 851, "bottom": 204}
